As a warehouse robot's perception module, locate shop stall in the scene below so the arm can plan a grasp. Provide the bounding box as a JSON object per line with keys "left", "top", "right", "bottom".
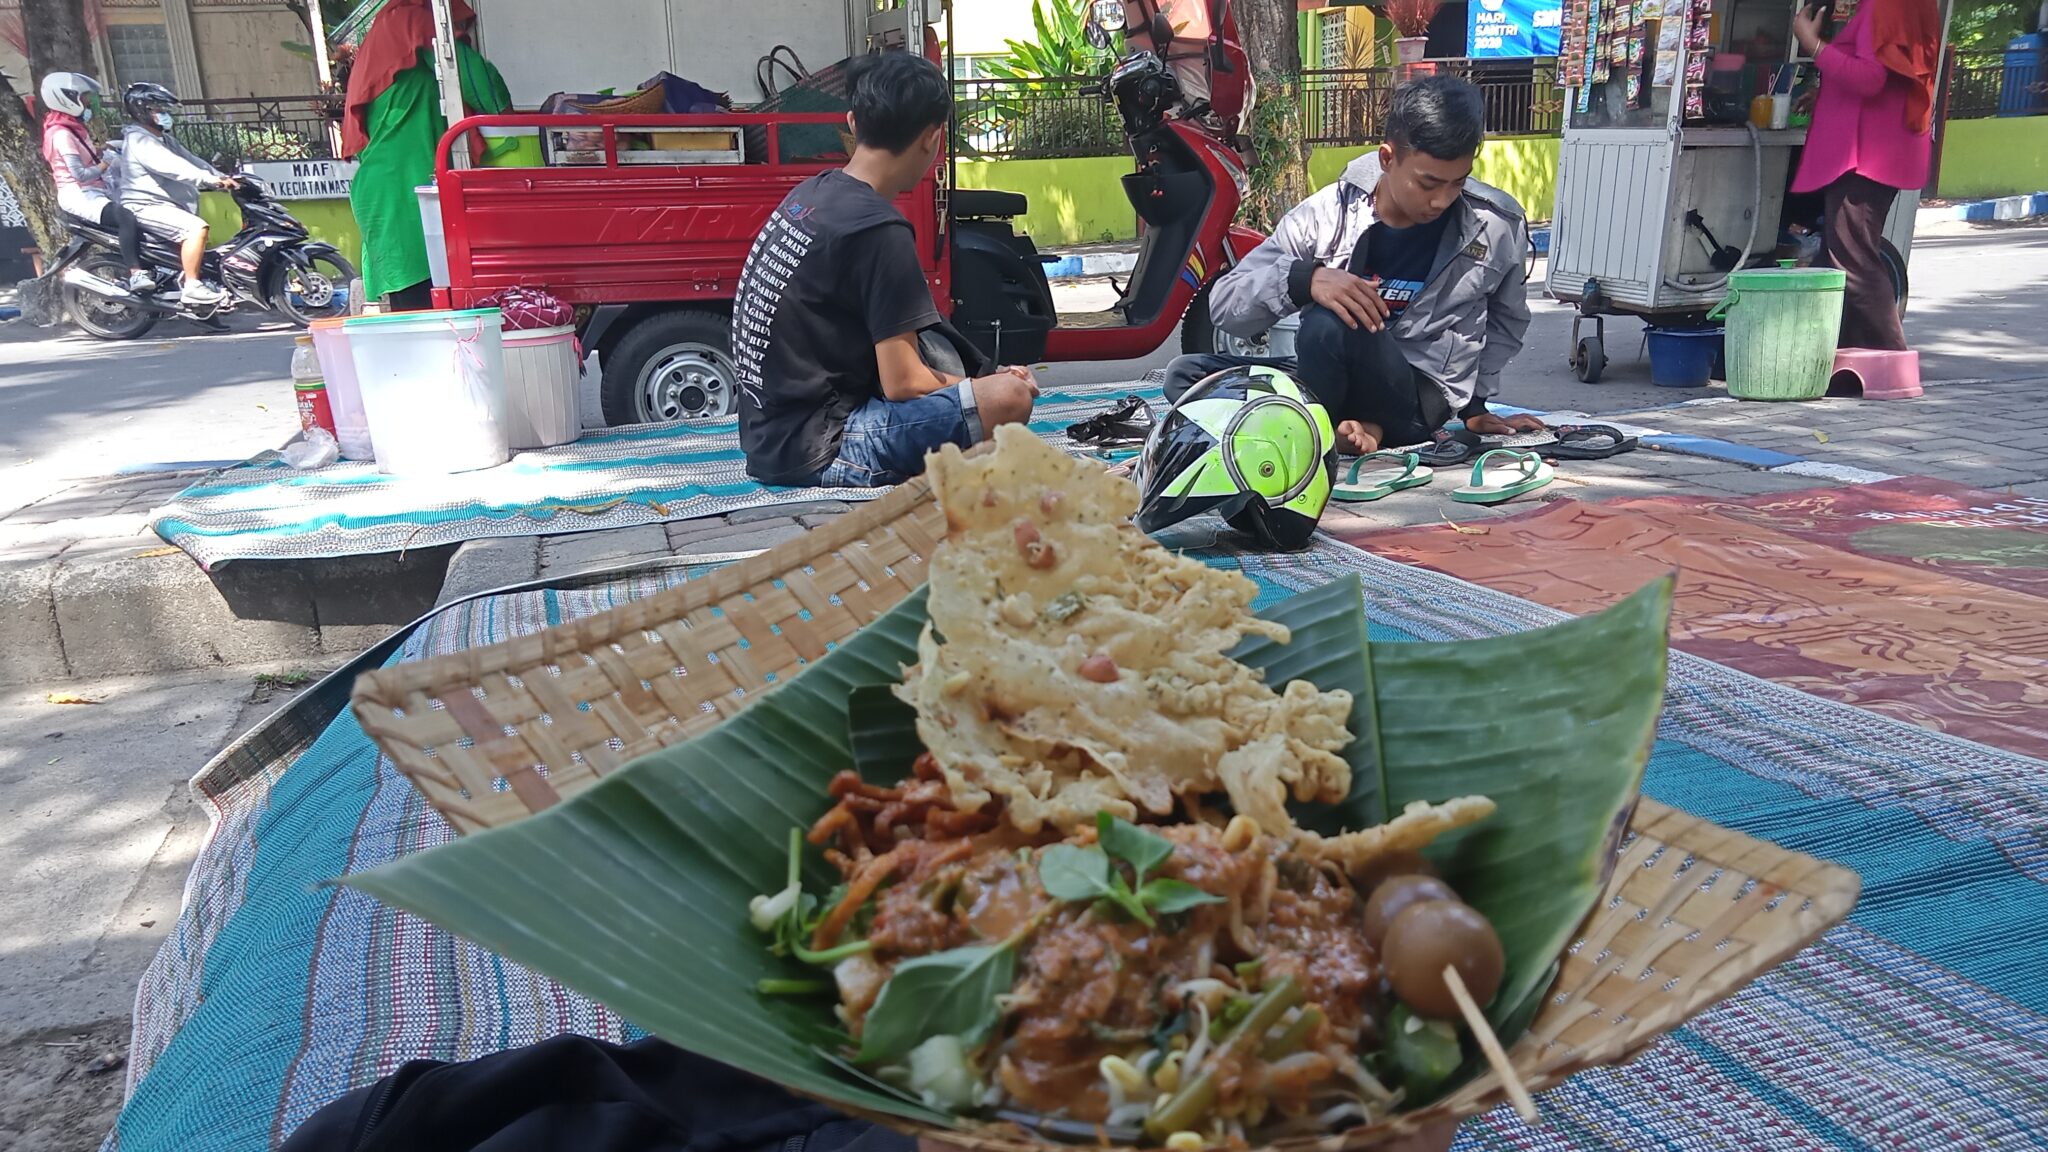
{"left": 1545, "top": 0, "right": 1952, "bottom": 380}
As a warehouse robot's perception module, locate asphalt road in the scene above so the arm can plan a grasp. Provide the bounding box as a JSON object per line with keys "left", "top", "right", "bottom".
{"left": 2, "top": 218, "right": 2041, "bottom": 517}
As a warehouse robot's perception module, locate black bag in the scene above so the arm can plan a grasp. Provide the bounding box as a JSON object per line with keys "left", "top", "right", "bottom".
{"left": 279, "top": 1035, "right": 917, "bottom": 1152}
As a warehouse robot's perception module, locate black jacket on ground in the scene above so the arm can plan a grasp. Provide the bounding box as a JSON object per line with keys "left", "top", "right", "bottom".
{"left": 278, "top": 1035, "right": 918, "bottom": 1152}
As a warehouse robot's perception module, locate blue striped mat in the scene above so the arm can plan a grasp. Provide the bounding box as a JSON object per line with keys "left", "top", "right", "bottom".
{"left": 106, "top": 536, "right": 2048, "bottom": 1150}
{"left": 148, "top": 381, "right": 1162, "bottom": 567}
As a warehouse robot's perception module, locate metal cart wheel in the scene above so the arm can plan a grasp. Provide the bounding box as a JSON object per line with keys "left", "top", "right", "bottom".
{"left": 1573, "top": 336, "right": 1607, "bottom": 383}
{"left": 1569, "top": 310, "right": 1608, "bottom": 384}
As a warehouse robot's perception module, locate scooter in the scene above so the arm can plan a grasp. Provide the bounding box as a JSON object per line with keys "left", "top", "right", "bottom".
{"left": 47, "top": 173, "right": 356, "bottom": 340}
{"left": 946, "top": 0, "right": 1269, "bottom": 367}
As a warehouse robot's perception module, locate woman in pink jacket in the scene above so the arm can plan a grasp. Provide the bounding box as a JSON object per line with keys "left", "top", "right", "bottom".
{"left": 1790, "top": 0, "right": 1939, "bottom": 351}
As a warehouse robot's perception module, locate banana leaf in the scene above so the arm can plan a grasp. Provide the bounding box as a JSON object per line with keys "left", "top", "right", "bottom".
{"left": 344, "top": 572, "right": 1670, "bottom": 1129}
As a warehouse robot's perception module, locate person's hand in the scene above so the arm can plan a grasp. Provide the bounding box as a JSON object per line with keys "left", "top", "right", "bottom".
{"left": 1465, "top": 410, "right": 1547, "bottom": 436}
{"left": 996, "top": 364, "right": 1041, "bottom": 397}
{"left": 1310, "top": 267, "right": 1392, "bottom": 333}
{"left": 1791, "top": 6, "right": 1825, "bottom": 55}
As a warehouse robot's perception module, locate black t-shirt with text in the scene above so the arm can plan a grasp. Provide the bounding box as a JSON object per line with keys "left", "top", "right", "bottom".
{"left": 1346, "top": 210, "right": 1452, "bottom": 318}
{"left": 734, "top": 171, "right": 940, "bottom": 484}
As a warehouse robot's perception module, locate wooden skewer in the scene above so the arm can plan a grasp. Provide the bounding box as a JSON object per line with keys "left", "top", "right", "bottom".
{"left": 1443, "top": 965, "right": 1539, "bottom": 1124}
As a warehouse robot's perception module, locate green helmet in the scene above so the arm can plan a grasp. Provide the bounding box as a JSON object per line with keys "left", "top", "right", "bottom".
{"left": 1134, "top": 365, "right": 1336, "bottom": 551}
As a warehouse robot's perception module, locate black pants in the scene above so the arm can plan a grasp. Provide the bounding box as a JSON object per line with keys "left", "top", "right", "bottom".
{"left": 1164, "top": 305, "right": 1452, "bottom": 449}
{"left": 1820, "top": 171, "right": 1907, "bottom": 352}
{"left": 93, "top": 202, "right": 146, "bottom": 270}
{"left": 386, "top": 279, "right": 436, "bottom": 313}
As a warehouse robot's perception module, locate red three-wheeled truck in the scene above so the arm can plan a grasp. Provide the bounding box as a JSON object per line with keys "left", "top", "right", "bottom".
{"left": 423, "top": 0, "right": 1267, "bottom": 425}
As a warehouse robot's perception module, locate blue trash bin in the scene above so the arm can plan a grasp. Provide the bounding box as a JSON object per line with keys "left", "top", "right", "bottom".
{"left": 1647, "top": 326, "right": 1723, "bottom": 388}
{"left": 2002, "top": 33, "right": 2045, "bottom": 117}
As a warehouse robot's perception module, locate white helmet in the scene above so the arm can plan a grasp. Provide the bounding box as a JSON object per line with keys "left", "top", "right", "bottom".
{"left": 40, "top": 72, "right": 104, "bottom": 118}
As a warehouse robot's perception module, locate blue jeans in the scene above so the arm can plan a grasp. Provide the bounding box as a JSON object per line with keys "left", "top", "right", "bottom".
{"left": 815, "top": 381, "right": 982, "bottom": 487}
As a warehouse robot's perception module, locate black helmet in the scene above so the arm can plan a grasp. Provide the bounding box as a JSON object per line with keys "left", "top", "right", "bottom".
{"left": 1133, "top": 364, "right": 1336, "bottom": 551}
{"left": 122, "top": 82, "right": 180, "bottom": 122}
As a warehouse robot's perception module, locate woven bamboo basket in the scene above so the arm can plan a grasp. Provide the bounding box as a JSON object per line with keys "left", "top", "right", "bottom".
{"left": 350, "top": 479, "right": 1861, "bottom": 1144}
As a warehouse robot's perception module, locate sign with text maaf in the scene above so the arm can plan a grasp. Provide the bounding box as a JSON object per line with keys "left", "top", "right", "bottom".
{"left": 1468, "top": 0, "right": 1564, "bottom": 57}
{"left": 241, "top": 159, "right": 359, "bottom": 200}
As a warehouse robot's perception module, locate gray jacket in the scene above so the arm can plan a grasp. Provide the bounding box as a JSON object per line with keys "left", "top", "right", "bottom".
{"left": 119, "top": 125, "right": 222, "bottom": 214}
{"left": 1210, "top": 153, "right": 1532, "bottom": 412}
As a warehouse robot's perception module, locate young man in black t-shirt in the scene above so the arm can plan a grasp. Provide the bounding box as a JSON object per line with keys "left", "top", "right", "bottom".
{"left": 734, "top": 53, "right": 1038, "bottom": 487}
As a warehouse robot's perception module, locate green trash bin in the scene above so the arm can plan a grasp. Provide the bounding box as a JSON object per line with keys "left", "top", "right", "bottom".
{"left": 1712, "top": 267, "right": 1846, "bottom": 402}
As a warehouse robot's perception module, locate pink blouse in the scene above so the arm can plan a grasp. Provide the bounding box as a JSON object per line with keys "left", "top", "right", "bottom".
{"left": 1792, "top": 6, "right": 1933, "bottom": 193}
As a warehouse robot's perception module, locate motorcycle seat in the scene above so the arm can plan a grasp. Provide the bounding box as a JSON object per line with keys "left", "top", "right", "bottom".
{"left": 63, "top": 213, "right": 119, "bottom": 243}
{"left": 953, "top": 188, "right": 1028, "bottom": 221}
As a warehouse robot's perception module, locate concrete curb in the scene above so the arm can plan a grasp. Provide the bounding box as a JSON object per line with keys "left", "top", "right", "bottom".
{"left": 1043, "top": 251, "right": 1139, "bottom": 279}
{"left": 1953, "top": 191, "right": 2048, "bottom": 223}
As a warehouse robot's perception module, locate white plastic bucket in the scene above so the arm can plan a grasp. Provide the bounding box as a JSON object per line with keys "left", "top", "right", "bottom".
{"left": 344, "top": 308, "right": 509, "bottom": 475}
{"left": 309, "top": 318, "right": 375, "bottom": 460}
{"left": 502, "top": 324, "right": 583, "bottom": 449}
{"left": 416, "top": 184, "right": 449, "bottom": 289}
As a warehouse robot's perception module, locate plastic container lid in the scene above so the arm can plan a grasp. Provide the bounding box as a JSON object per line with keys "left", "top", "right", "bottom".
{"left": 345, "top": 308, "right": 502, "bottom": 328}
{"left": 1727, "top": 267, "right": 1846, "bottom": 292}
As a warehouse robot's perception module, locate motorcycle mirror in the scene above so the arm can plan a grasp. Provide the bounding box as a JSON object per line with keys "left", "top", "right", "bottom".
{"left": 1149, "top": 11, "right": 1175, "bottom": 47}
{"left": 1090, "top": 0, "right": 1127, "bottom": 31}
{"left": 1085, "top": 21, "right": 1113, "bottom": 49}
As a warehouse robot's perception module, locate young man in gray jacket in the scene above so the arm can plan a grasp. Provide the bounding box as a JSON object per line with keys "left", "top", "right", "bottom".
{"left": 1173, "top": 76, "right": 1541, "bottom": 455}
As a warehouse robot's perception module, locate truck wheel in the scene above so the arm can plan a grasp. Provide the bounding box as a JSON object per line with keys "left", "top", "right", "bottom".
{"left": 601, "top": 309, "right": 740, "bottom": 425}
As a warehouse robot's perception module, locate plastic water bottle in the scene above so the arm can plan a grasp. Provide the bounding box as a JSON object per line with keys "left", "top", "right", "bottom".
{"left": 292, "top": 334, "right": 336, "bottom": 437}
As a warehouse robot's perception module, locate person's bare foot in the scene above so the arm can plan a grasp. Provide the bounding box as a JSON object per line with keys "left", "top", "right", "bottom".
{"left": 1336, "top": 419, "right": 1384, "bottom": 455}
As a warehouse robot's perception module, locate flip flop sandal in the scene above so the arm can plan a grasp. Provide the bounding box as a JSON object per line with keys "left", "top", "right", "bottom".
{"left": 1474, "top": 429, "right": 1561, "bottom": 452}
{"left": 1451, "top": 449, "right": 1555, "bottom": 505}
{"left": 1412, "top": 428, "right": 1482, "bottom": 467}
{"left": 1542, "top": 424, "right": 1639, "bottom": 461}
{"left": 1333, "top": 451, "right": 1433, "bottom": 502}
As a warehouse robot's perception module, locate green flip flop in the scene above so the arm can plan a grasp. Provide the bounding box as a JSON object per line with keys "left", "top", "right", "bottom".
{"left": 1450, "top": 448, "right": 1555, "bottom": 505}
{"left": 1333, "top": 451, "right": 1434, "bottom": 502}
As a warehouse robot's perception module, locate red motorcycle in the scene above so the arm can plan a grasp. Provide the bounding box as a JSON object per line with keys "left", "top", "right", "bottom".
{"left": 949, "top": 0, "right": 1266, "bottom": 366}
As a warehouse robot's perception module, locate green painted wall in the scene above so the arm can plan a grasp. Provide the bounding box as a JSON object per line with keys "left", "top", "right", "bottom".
{"left": 1309, "top": 136, "right": 1560, "bottom": 219}
{"left": 1937, "top": 117, "right": 2048, "bottom": 201}
{"left": 198, "top": 191, "right": 364, "bottom": 269}
{"left": 186, "top": 136, "right": 1568, "bottom": 266}
{"left": 955, "top": 155, "right": 1139, "bottom": 246}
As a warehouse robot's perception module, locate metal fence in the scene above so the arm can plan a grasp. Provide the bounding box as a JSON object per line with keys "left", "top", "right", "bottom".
{"left": 172, "top": 95, "right": 345, "bottom": 164}
{"left": 1945, "top": 49, "right": 2046, "bottom": 120}
{"left": 952, "top": 76, "right": 1124, "bottom": 159}
{"left": 1302, "top": 59, "right": 1565, "bottom": 145}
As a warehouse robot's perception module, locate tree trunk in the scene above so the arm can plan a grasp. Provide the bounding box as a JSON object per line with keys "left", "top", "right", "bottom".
{"left": 1233, "top": 0, "right": 1311, "bottom": 232}
{"left": 0, "top": 68, "right": 69, "bottom": 259}
{"left": 26, "top": 0, "right": 96, "bottom": 84}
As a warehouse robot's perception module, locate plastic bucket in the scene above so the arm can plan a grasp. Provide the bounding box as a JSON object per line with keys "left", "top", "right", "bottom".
{"left": 308, "top": 317, "right": 376, "bottom": 460}
{"left": 479, "top": 126, "right": 544, "bottom": 168}
{"left": 1714, "top": 268, "right": 1845, "bottom": 402}
{"left": 416, "top": 185, "right": 449, "bottom": 289}
{"left": 502, "top": 324, "right": 583, "bottom": 449}
{"left": 343, "top": 308, "right": 509, "bottom": 475}
{"left": 1646, "top": 327, "right": 1722, "bottom": 388}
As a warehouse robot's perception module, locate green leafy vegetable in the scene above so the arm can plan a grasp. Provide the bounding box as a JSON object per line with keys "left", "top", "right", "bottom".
{"left": 1385, "top": 1004, "right": 1464, "bottom": 1101}
{"left": 1033, "top": 812, "right": 1225, "bottom": 927}
{"left": 1036, "top": 843, "right": 1113, "bottom": 902}
{"left": 856, "top": 944, "right": 1017, "bottom": 1063}
{"left": 1096, "top": 811, "right": 1174, "bottom": 877}
{"left": 1137, "top": 878, "right": 1221, "bottom": 916}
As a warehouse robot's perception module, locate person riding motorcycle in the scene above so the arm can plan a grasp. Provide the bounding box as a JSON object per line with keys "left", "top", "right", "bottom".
{"left": 118, "top": 82, "right": 238, "bottom": 305}
{"left": 38, "top": 72, "right": 152, "bottom": 292}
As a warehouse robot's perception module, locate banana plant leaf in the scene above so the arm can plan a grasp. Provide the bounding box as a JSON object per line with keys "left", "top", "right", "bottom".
{"left": 344, "top": 572, "right": 1670, "bottom": 1129}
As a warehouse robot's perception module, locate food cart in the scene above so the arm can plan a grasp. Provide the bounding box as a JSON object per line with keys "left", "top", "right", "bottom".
{"left": 1545, "top": 0, "right": 1953, "bottom": 381}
